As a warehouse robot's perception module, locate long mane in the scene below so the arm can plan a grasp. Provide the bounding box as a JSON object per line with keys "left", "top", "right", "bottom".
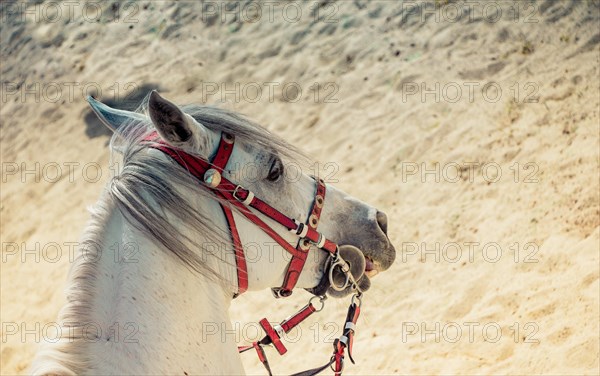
{"left": 30, "top": 99, "right": 309, "bottom": 375}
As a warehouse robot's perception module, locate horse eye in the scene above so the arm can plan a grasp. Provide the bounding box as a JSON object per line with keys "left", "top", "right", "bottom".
{"left": 266, "top": 159, "right": 283, "bottom": 182}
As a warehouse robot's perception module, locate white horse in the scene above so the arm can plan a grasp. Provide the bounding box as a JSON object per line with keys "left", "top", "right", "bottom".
{"left": 30, "top": 91, "right": 396, "bottom": 375}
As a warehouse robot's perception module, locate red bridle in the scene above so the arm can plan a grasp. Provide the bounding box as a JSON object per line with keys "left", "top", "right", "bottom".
{"left": 143, "top": 131, "right": 362, "bottom": 375}
{"left": 144, "top": 131, "right": 337, "bottom": 297}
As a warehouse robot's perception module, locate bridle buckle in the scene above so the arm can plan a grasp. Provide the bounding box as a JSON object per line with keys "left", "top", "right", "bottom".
{"left": 232, "top": 185, "right": 244, "bottom": 200}
{"left": 233, "top": 185, "right": 254, "bottom": 206}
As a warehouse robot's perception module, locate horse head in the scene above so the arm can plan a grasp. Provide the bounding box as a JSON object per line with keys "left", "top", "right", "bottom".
{"left": 88, "top": 91, "right": 396, "bottom": 298}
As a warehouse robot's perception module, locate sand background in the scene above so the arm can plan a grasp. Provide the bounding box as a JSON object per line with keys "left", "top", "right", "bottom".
{"left": 1, "top": 0, "right": 599, "bottom": 374}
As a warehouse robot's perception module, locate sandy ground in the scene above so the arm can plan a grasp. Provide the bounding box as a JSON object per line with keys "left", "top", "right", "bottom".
{"left": 1, "top": 0, "right": 599, "bottom": 374}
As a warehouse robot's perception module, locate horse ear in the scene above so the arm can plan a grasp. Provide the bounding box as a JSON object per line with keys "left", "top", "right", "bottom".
{"left": 87, "top": 96, "right": 147, "bottom": 133}
{"left": 148, "top": 91, "right": 202, "bottom": 147}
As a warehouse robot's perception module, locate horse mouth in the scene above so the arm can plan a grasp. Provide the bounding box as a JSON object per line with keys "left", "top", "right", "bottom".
{"left": 312, "top": 242, "right": 395, "bottom": 298}
{"left": 364, "top": 256, "right": 379, "bottom": 278}
{"left": 355, "top": 240, "right": 396, "bottom": 290}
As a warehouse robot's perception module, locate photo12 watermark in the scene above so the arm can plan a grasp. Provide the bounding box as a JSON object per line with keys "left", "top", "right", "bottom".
{"left": 399, "top": 81, "right": 540, "bottom": 104}
{"left": 401, "top": 321, "right": 540, "bottom": 344}
{"left": 201, "top": 320, "right": 342, "bottom": 345}
{"left": 198, "top": 81, "right": 340, "bottom": 104}
{"left": 1, "top": 81, "right": 140, "bottom": 104}
{"left": 396, "top": 161, "right": 540, "bottom": 184}
{"left": 1, "top": 161, "right": 108, "bottom": 184}
{"left": 401, "top": 241, "right": 540, "bottom": 264}
{"left": 199, "top": 1, "right": 340, "bottom": 24}
{"left": 2, "top": 241, "right": 140, "bottom": 265}
{"left": 2, "top": 321, "right": 139, "bottom": 344}
{"left": 398, "top": 1, "right": 540, "bottom": 24}
{"left": 1, "top": 1, "right": 140, "bottom": 24}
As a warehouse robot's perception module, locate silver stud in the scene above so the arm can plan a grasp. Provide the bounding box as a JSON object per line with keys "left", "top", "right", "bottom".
{"left": 309, "top": 214, "right": 318, "bottom": 227}
{"left": 300, "top": 239, "right": 311, "bottom": 250}
{"left": 222, "top": 133, "right": 234, "bottom": 144}
{"left": 204, "top": 169, "right": 221, "bottom": 188}
{"left": 315, "top": 195, "right": 324, "bottom": 208}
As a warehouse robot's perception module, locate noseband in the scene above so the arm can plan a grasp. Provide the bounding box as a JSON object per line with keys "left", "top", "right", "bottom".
{"left": 144, "top": 131, "right": 363, "bottom": 375}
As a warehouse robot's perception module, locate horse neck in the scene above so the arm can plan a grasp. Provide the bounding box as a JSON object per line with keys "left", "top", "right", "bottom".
{"left": 31, "top": 193, "right": 245, "bottom": 375}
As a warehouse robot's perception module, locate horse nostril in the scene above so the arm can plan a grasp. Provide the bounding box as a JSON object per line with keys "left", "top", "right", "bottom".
{"left": 376, "top": 211, "right": 388, "bottom": 234}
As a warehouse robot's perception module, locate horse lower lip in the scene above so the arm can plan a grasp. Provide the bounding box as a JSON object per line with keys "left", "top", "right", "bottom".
{"left": 365, "top": 257, "right": 374, "bottom": 272}
{"left": 365, "top": 269, "right": 379, "bottom": 278}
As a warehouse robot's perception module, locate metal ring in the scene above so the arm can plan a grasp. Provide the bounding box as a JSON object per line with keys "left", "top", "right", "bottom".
{"left": 329, "top": 356, "right": 344, "bottom": 373}
{"left": 351, "top": 293, "right": 362, "bottom": 307}
{"left": 329, "top": 261, "right": 350, "bottom": 292}
{"left": 309, "top": 295, "right": 327, "bottom": 312}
